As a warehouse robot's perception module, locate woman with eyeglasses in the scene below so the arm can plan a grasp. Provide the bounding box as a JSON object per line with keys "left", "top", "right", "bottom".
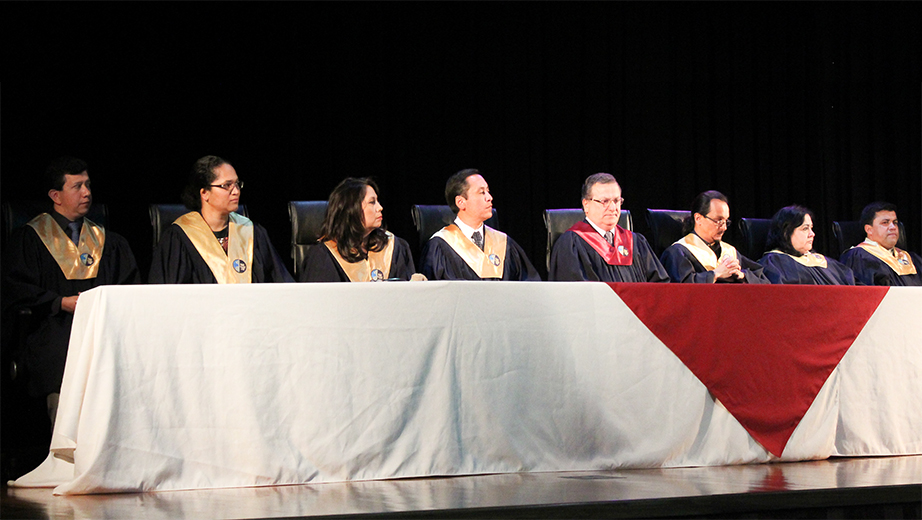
{"left": 299, "top": 177, "right": 417, "bottom": 282}
{"left": 149, "top": 155, "right": 293, "bottom": 284}
{"left": 659, "top": 190, "right": 770, "bottom": 284}
{"left": 758, "top": 205, "right": 857, "bottom": 285}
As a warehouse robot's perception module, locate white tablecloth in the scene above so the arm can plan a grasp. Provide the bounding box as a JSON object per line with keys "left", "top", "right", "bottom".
{"left": 10, "top": 282, "right": 921, "bottom": 494}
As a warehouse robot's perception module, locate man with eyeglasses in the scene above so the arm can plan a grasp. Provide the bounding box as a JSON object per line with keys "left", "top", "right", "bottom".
{"left": 2, "top": 156, "right": 141, "bottom": 426}
{"left": 149, "top": 155, "right": 292, "bottom": 284}
{"left": 660, "top": 190, "right": 769, "bottom": 284}
{"left": 549, "top": 173, "right": 669, "bottom": 282}
{"left": 839, "top": 201, "right": 921, "bottom": 286}
{"left": 420, "top": 168, "right": 540, "bottom": 281}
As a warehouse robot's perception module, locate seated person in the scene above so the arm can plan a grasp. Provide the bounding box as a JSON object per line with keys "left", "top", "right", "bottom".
{"left": 299, "top": 177, "right": 416, "bottom": 282}
{"left": 840, "top": 202, "right": 921, "bottom": 286}
{"left": 660, "top": 190, "right": 770, "bottom": 284}
{"left": 149, "top": 155, "right": 293, "bottom": 284}
{"left": 758, "top": 205, "right": 857, "bottom": 285}
{"left": 549, "top": 173, "right": 669, "bottom": 282}
{"left": 420, "top": 169, "right": 540, "bottom": 281}
{"left": 2, "top": 156, "right": 140, "bottom": 421}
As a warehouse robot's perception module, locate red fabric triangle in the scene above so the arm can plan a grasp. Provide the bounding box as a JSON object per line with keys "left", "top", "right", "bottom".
{"left": 569, "top": 222, "right": 634, "bottom": 265}
{"left": 608, "top": 283, "right": 888, "bottom": 457}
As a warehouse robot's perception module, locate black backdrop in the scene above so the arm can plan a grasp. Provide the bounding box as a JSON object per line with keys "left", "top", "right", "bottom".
{"left": 2, "top": 2, "right": 920, "bottom": 280}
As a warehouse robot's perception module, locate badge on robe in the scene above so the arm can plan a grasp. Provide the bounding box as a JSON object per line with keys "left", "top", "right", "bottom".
{"left": 569, "top": 221, "right": 634, "bottom": 266}
{"left": 767, "top": 250, "right": 828, "bottom": 268}
{"left": 323, "top": 232, "right": 396, "bottom": 282}
{"left": 855, "top": 241, "right": 917, "bottom": 276}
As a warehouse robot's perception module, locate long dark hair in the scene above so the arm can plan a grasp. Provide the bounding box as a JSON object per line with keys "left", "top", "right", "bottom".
{"left": 766, "top": 205, "right": 814, "bottom": 256}
{"left": 320, "top": 177, "right": 388, "bottom": 262}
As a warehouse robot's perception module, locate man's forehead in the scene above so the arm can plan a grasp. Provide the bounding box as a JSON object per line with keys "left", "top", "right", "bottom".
{"left": 64, "top": 171, "right": 89, "bottom": 183}
{"left": 874, "top": 210, "right": 897, "bottom": 222}
{"left": 466, "top": 174, "right": 487, "bottom": 189}
{"left": 708, "top": 199, "right": 730, "bottom": 215}
{"left": 590, "top": 181, "right": 620, "bottom": 196}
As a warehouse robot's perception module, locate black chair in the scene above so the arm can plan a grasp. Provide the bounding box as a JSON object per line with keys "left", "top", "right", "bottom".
{"left": 288, "top": 201, "right": 329, "bottom": 278}
{"left": 411, "top": 205, "right": 499, "bottom": 251}
{"left": 644, "top": 209, "right": 690, "bottom": 257}
{"left": 832, "top": 220, "right": 907, "bottom": 258}
{"left": 543, "top": 209, "right": 633, "bottom": 271}
{"left": 737, "top": 218, "right": 772, "bottom": 260}
{"left": 148, "top": 204, "right": 249, "bottom": 250}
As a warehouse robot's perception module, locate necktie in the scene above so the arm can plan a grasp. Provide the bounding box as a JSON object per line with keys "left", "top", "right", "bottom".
{"left": 472, "top": 231, "right": 484, "bottom": 251}
{"left": 604, "top": 230, "right": 614, "bottom": 246}
{"left": 68, "top": 222, "right": 81, "bottom": 245}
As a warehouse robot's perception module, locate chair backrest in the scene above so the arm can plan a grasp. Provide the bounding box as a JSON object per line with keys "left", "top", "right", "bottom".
{"left": 411, "top": 205, "right": 499, "bottom": 248}
{"left": 737, "top": 217, "right": 772, "bottom": 260}
{"left": 832, "top": 220, "right": 907, "bottom": 258}
{"left": 2, "top": 200, "right": 109, "bottom": 244}
{"left": 644, "top": 209, "right": 690, "bottom": 257}
{"left": 288, "top": 201, "right": 329, "bottom": 278}
{"left": 149, "top": 204, "right": 248, "bottom": 250}
{"left": 543, "top": 209, "right": 633, "bottom": 271}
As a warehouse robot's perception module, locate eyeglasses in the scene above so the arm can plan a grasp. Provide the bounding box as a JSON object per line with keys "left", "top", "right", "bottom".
{"left": 703, "top": 215, "right": 731, "bottom": 228}
{"left": 210, "top": 181, "right": 244, "bottom": 191}
{"left": 589, "top": 197, "right": 624, "bottom": 208}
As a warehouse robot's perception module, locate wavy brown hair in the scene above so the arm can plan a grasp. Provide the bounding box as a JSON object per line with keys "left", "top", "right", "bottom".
{"left": 320, "top": 177, "right": 388, "bottom": 262}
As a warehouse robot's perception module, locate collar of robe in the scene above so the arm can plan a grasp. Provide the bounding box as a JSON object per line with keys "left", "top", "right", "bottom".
{"left": 855, "top": 240, "right": 917, "bottom": 276}
{"left": 434, "top": 224, "right": 507, "bottom": 279}
{"left": 675, "top": 233, "right": 737, "bottom": 271}
{"left": 568, "top": 221, "right": 634, "bottom": 266}
{"left": 175, "top": 212, "right": 254, "bottom": 284}
{"left": 768, "top": 249, "right": 828, "bottom": 268}
{"left": 28, "top": 213, "right": 105, "bottom": 280}
{"left": 323, "top": 232, "right": 396, "bottom": 282}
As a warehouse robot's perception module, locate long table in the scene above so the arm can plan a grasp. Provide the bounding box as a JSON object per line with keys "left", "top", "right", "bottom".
{"left": 10, "top": 282, "right": 922, "bottom": 495}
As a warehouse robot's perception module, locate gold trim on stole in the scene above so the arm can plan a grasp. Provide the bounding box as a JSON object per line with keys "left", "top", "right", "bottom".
{"left": 855, "top": 241, "right": 917, "bottom": 276}
{"left": 767, "top": 250, "right": 828, "bottom": 268}
{"left": 674, "top": 233, "right": 737, "bottom": 271}
{"left": 433, "top": 224, "right": 507, "bottom": 279}
{"left": 174, "top": 212, "right": 254, "bottom": 284}
{"left": 27, "top": 213, "right": 106, "bottom": 280}
{"left": 323, "top": 231, "right": 396, "bottom": 282}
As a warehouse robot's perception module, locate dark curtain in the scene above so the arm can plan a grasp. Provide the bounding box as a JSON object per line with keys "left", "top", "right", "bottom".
{"left": 1, "top": 2, "right": 919, "bottom": 279}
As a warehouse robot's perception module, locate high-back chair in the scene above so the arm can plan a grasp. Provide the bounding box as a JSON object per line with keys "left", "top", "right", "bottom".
{"left": 288, "top": 201, "right": 329, "bottom": 278}
{"left": 543, "top": 209, "right": 633, "bottom": 271}
{"left": 644, "top": 209, "right": 690, "bottom": 257}
{"left": 737, "top": 218, "right": 772, "bottom": 260}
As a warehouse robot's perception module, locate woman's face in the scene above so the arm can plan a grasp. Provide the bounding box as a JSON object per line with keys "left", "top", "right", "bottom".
{"left": 361, "top": 186, "right": 383, "bottom": 234}
{"left": 201, "top": 163, "right": 241, "bottom": 215}
{"left": 789, "top": 213, "right": 815, "bottom": 255}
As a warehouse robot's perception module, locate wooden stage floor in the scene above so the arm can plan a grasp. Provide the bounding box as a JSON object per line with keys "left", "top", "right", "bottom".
{"left": 3, "top": 455, "right": 921, "bottom": 519}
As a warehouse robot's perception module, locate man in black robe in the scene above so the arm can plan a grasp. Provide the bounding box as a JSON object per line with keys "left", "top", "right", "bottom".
{"left": 2, "top": 157, "right": 140, "bottom": 421}
{"left": 549, "top": 173, "right": 669, "bottom": 282}
{"left": 840, "top": 202, "right": 921, "bottom": 286}
{"left": 420, "top": 169, "right": 540, "bottom": 281}
{"left": 660, "top": 190, "right": 770, "bottom": 284}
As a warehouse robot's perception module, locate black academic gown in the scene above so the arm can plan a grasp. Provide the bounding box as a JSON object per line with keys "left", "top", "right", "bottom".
{"left": 420, "top": 236, "right": 541, "bottom": 281}
{"left": 549, "top": 229, "right": 670, "bottom": 282}
{"left": 149, "top": 223, "right": 293, "bottom": 284}
{"left": 839, "top": 247, "right": 922, "bottom": 287}
{"left": 299, "top": 237, "right": 416, "bottom": 282}
{"left": 758, "top": 252, "right": 857, "bottom": 285}
{"left": 2, "top": 224, "right": 140, "bottom": 396}
{"left": 660, "top": 243, "right": 771, "bottom": 284}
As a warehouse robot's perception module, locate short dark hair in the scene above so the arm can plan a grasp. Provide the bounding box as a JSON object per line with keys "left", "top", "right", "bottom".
{"left": 683, "top": 190, "right": 728, "bottom": 235}
{"left": 581, "top": 173, "right": 618, "bottom": 201}
{"left": 320, "top": 177, "right": 388, "bottom": 262}
{"left": 46, "top": 156, "right": 88, "bottom": 191}
{"left": 445, "top": 168, "right": 481, "bottom": 214}
{"left": 766, "top": 205, "right": 815, "bottom": 256}
{"left": 181, "top": 155, "right": 229, "bottom": 211}
{"left": 859, "top": 201, "right": 898, "bottom": 228}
